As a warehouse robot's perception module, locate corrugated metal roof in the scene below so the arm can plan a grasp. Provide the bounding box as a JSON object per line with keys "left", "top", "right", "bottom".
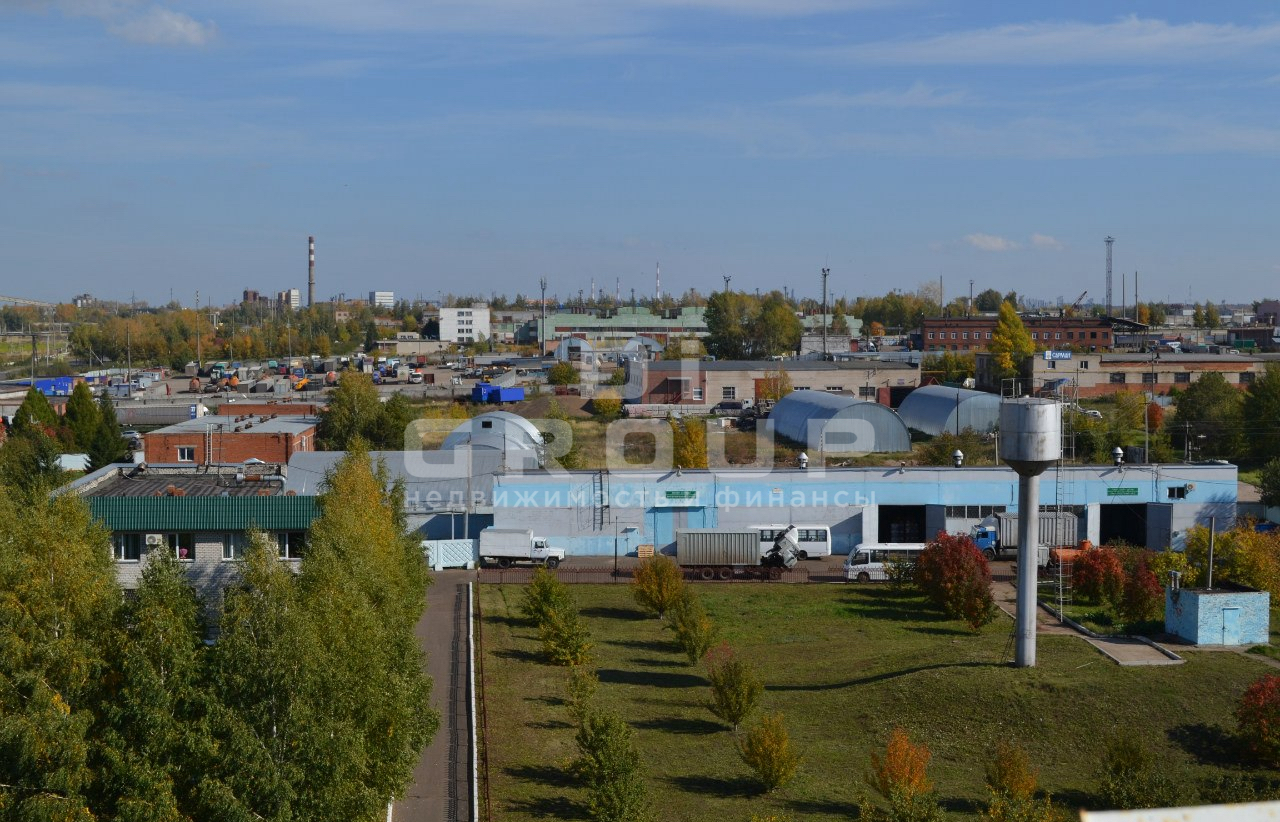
{"left": 89, "top": 495, "right": 318, "bottom": 532}
{"left": 898, "top": 385, "right": 1001, "bottom": 436}
{"left": 769, "top": 390, "right": 911, "bottom": 454}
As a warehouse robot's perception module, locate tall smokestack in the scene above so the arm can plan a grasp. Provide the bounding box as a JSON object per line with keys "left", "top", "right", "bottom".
{"left": 307, "top": 235, "right": 315, "bottom": 308}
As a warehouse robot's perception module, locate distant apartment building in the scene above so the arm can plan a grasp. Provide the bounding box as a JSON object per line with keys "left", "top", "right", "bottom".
{"left": 369, "top": 291, "right": 395, "bottom": 309}
{"left": 920, "top": 315, "right": 1113, "bottom": 353}
{"left": 440, "top": 305, "right": 492, "bottom": 344}
{"left": 277, "top": 288, "right": 301, "bottom": 310}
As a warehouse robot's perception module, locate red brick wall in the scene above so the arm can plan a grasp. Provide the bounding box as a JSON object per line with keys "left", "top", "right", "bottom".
{"left": 145, "top": 428, "right": 314, "bottom": 465}
{"left": 212, "top": 402, "right": 322, "bottom": 416}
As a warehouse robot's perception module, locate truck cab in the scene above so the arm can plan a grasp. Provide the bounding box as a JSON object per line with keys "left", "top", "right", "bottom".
{"left": 970, "top": 523, "right": 999, "bottom": 559}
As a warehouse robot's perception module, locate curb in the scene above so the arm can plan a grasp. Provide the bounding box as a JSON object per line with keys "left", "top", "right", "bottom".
{"left": 1039, "top": 601, "right": 1185, "bottom": 664}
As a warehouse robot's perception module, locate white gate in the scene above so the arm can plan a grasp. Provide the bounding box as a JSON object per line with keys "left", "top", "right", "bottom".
{"left": 423, "top": 539, "right": 478, "bottom": 571}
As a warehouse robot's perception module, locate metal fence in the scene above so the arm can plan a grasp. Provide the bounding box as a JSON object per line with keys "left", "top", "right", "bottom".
{"left": 476, "top": 565, "right": 851, "bottom": 585}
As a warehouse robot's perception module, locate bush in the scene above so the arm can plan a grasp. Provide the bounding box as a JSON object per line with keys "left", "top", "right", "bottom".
{"left": 548, "top": 360, "right": 578, "bottom": 386}
{"left": 1096, "top": 734, "right": 1183, "bottom": 810}
{"left": 667, "top": 588, "right": 719, "bottom": 665}
{"left": 1238, "top": 673, "right": 1280, "bottom": 764}
{"left": 566, "top": 665, "right": 599, "bottom": 723}
{"left": 1147, "top": 547, "right": 1198, "bottom": 588}
{"left": 574, "top": 708, "right": 650, "bottom": 822}
{"left": 863, "top": 728, "right": 943, "bottom": 822}
{"left": 737, "top": 713, "right": 801, "bottom": 793}
{"left": 1119, "top": 559, "right": 1164, "bottom": 625}
{"left": 705, "top": 643, "right": 763, "bottom": 730}
{"left": 631, "top": 555, "right": 686, "bottom": 619}
{"left": 520, "top": 566, "right": 573, "bottom": 627}
{"left": 914, "top": 533, "right": 997, "bottom": 630}
{"left": 539, "top": 606, "right": 593, "bottom": 667}
{"left": 591, "top": 391, "right": 622, "bottom": 419}
{"left": 982, "top": 741, "right": 1068, "bottom": 822}
{"left": 1072, "top": 547, "right": 1125, "bottom": 607}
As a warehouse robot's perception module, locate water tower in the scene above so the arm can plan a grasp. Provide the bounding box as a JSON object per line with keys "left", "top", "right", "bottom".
{"left": 999, "top": 398, "right": 1062, "bottom": 668}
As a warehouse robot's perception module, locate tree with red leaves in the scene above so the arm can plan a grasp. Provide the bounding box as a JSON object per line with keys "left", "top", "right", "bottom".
{"left": 1119, "top": 558, "right": 1164, "bottom": 624}
{"left": 914, "top": 532, "right": 997, "bottom": 630}
{"left": 1072, "top": 546, "right": 1126, "bottom": 607}
{"left": 1238, "top": 674, "right": 1280, "bottom": 763}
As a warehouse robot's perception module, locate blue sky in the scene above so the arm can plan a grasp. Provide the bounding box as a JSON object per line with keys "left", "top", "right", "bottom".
{"left": 3, "top": 1, "right": 1280, "bottom": 308}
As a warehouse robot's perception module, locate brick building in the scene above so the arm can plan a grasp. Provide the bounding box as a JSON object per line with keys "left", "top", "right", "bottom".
{"left": 627, "top": 359, "right": 919, "bottom": 407}
{"left": 143, "top": 414, "right": 318, "bottom": 465}
{"left": 921, "top": 315, "right": 1113, "bottom": 353}
{"left": 977, "top": 350, "right": 1270, "bottom": 397}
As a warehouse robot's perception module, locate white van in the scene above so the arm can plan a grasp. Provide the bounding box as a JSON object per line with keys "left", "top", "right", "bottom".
{"left": 844, "top": 543, "right": 927, "bottom": 582}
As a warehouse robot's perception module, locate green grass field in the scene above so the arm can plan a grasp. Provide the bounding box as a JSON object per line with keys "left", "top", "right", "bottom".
{"left": 478, "top": 583, "right": 1277, "bottom": 822}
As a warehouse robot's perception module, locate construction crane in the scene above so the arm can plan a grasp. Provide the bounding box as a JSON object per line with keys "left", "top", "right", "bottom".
{"left": 1064, "top": 290, "right": 1088, "bottom": 317}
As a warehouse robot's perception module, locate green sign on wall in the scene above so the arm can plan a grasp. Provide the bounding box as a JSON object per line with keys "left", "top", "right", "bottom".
{"left": 664, "top": 490, "right": 698, "bottom": 500}
{"left": 1106, "top": 487, "right": 1139, "bottom": 497}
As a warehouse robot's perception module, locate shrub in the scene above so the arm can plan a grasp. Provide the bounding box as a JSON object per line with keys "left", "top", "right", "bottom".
{"left": 1147, "top": 547, "right": 1198, "bottom": 588}
{"left": 548, "top": 360, "right": 578, "bottom": 386}
{"left": 738, "top": 713, "right": 801, "bottom": 793}
{"left": 1096, "top": 734, "right": 1183, "bottom": 810}
{"left": 982, "top": 741, "right": 1068, "bottom": 822}
{"left": 631, "top": 555, "right": 686, "bottom": 619}
{"left": 863, "top": 728, "right": 943, "bottom": 822}
{"left": 1119, "top": 559, "right": 1164, "bottom": 624}
{"left": 1072, "top": 547, "right": 1125, "bottom": 607}
{"left": 591, "top": 391, "right": 622, "bottom": 419}
{"left": 539, "top": 606, "right": 593, "bottom": 667}
{"left": 705, "top": 643, "right": 763, "bottom": 730}
{"left": 667, "top": 588, "right": 719, "bottom": 665}
{"left": 914, "top": 533, "right": 997, "bottom": 630}
{"left": 1237, "top": 673, "right": 1280, "bottom": 764}
{"left": 566, "top": 665, "right": 599, "bottom": 723}
{"left": 574, "top": 708, "right": 650, "bottom": 822}
{"left": 520, "top": 566, "right": 573, "bottom": 627}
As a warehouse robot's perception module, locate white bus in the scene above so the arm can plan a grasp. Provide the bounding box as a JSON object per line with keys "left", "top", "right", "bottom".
{"left": 843, "top": 543, "right": 928, "bottom": 582}
{"left": 752, "top": 524, "right": 832, "bottom": 559}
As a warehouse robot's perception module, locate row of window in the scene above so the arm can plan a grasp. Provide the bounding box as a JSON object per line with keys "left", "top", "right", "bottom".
{"left": 944, "top": 505, "right": 1008, "bottom": 518}
{"left": 927, "top": 330, "right": 1107, "bottom": 341}
{"left": 1107, "top": 372, "right": 1253, "bottom": 384}
{"left": 111, "top": 531, "right": 306, "bottom": 562}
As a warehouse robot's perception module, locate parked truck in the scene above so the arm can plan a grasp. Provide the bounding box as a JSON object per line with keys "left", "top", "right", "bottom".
{"left": 478, "top": 528, "right": 565, "bottom": 569}
{"left": 969, "top": 511, "right": 1079, "bottom": 567}
{"left": 675, "top": 527, "right": 800, "bottom": 581}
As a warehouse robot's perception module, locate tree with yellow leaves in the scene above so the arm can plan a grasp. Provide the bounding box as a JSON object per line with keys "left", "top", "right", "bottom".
{"left": 988, "top": 301, "right": 1035, "bottom": 381}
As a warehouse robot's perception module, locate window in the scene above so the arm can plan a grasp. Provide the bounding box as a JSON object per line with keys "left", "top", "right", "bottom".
{"left": 481, "top": 420, "right": 493, "bottom": 429}
{"left": 1090, "top": 332, "right": 1098, "bottom": 339}
{"left": 945, "top": 505, "right": 1007, "bottom": 518}
{"left": 166, "top": 532, "right": 195, "bottom": 561}
{"left": 1141, "top": 372, "right": 1157, "bottom": 384}
{"left": 1167, "top": 486, "right": 1188, "bottom": 500}
{"left": 985, "top": 332, "right": 992, "bottom": 339}
{"left": 1241, "top": 372, "right": 1256, "bottom": 385}
{"left": 1080, "top": 360, "right": 1090, "bottom": 369}
{"left": 950, "top": 332, "right": 957, "bottom": 339}
{"left": 1055, "top": 332, "right": 1062, "bottom": 340}
{"left": 1067, "top": 332, "right": 1075, "bottom": 340}
{"left": 1109, "top": 373, "right": 1127, "bottom": 384}
{"left": 825, "top": 386, "right": 843, "bottom": 392}
{"left": 177, "top": 446, "right": 195, "bottom": 462}
{"left": 692, "top": 387, "right": 703, "bottom": 401}
{"left": 962, "top": 332, "right": 968, "bottom": 340}
{"left": 1174, "top": 373, "right": 1191, "bottom": 384}
{"left": 722, "top": 386, "right": 736, "bottom": 400}
{"left": 859, "top": 386, "right": 876, "bottom": 398}
{"left": 928, "top": 332, "right": 935, "bottom": 340}
{"left": 277, "top": 532, "right": 306, "bottom": 560}
{"left": 222, "top": 533, "right": 247, "bottom": 561}
{"left": 113, "top": 533, "right": 141, "bottom": 562}
{"left": 1031, "top": 332, "right": 1038, "bottom": 341}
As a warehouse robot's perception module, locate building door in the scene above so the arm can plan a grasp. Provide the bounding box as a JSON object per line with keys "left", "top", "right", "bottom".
{"left": 1222, "top": 607, "right": 1241, "bottom": 645}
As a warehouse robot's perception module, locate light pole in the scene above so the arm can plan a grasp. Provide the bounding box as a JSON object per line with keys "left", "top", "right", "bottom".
{"left": 539, "top": 277, "right": 548, "bottom": 356}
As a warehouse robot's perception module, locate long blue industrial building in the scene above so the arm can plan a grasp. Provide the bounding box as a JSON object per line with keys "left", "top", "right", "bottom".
{"left": 487, "top": 463, "right": 1236, "bottom": 557}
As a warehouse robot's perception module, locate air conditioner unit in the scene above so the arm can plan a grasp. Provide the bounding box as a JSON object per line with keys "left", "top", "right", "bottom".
{"left": 144, "top": 533, "right": 164, "bottom": 546}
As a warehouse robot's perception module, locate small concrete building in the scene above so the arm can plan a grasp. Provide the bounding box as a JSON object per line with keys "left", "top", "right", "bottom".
{"left": 1165, "top": 583, "right": 1270, "bottom": 646}
{"left": 628, "top": 360, "right": 919, "bottom": 407}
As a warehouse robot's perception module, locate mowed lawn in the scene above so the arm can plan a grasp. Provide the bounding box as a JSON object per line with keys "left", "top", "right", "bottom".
{"left": 478, "top": 583, "right": 1276, "bottom": 821}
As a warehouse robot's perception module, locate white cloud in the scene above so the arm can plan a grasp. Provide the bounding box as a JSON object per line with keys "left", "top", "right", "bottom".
{"left": 787, "top": 82, "right": 970, "bottom": 108}
{"left": 964, "top": 233, "right": 1018, "bottom": 252}
{"left": 827, "top": 16, "right": 1280, "bottom": 65}
{"left": 108, "top": 6, "right": 217, "bottom": 45}
{"left": 1031, "top": 233, "right": 1063, "bottom": 250}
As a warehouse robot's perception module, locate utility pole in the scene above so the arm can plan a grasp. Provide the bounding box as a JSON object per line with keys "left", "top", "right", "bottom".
{"left": 968, "top": 279, "right": 974, "bottom": 318}
{"left": 539, "top": 277, "right": 548, "bottom": 355}
{"left": 820, "top": 267, "right": 830, "bottom": 358}
{"left": 1105, "top": 236, "right": 1115, "bottom": 316}
{"left": 195, "top": 290, "right": 202, "bottom": 368}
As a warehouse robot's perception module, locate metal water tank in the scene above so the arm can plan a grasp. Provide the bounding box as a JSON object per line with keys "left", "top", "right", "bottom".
{"left": 998, "top": 398, "right": 1061, "bottom": 476}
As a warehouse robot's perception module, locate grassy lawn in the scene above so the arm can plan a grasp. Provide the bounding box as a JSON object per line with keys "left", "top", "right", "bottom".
{"left": 479, "top": 583, "right": 1275, "bottom": 822}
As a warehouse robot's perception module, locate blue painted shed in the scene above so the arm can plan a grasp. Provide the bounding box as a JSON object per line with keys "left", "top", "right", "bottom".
{"left": 1165, "top": 583, "right": 1270, "bottom": 646}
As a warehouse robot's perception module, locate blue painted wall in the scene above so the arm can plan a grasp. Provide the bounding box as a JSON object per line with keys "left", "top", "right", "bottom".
{"left": 1166, "top": 587, "right": 1270, "bottom": 645}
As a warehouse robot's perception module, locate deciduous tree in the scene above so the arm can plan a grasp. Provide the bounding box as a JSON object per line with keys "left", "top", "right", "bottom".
{"left": 1244, "top": 363, "right": 1280, "bottom": 462}
{"left": 863, "top": 728, "right": 943, "bottom": 822}
{"left": 1173, "top": 371, "right": 1243, "bottom": 460}
{"left": 914, "top": 533, "right": 997, "bottom": 630}
{"left": 573, "top": 708, "right": 650, "bottom": 822}
{"left": 988, "top": 302, "right": 1035, "bottom": 380}
{"left": 631, "top": 555, "right": 686, "bottom": 619}
{"left": 738, "top": 713, "right": 801, "bottom": 793}
{"left": 705, "top": 643, "right": 762, "bottom": 730}
{"left": 548, "top": 360, "right": 578, "bottom": 386}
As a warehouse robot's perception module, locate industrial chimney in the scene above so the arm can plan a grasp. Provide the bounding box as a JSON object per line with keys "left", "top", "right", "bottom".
{"left": 998, "top": 398, "right": 1062, "bottom": 668}
{"left": 307, "top": 236, "right": 315, "bottom": 308}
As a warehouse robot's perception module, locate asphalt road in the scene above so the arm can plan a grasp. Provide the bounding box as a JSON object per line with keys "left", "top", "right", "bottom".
{"left": 394, "top": 570, "right": 477, "bottom": 822}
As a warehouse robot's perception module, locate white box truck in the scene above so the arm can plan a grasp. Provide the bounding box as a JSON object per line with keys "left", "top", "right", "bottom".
{"left": 478, "top": 528, "right": 565, "bottom": 569}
